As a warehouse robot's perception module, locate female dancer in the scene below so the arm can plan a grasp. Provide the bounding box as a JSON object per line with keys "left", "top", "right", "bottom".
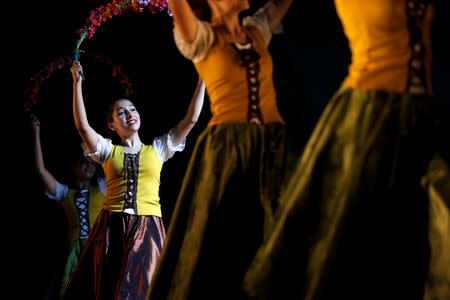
{"left": 146, "top": 0, "right": 293, "bottom": 299}
{"left": 30, "top": 113, "right": 106, "bottom": 298}
{"left": 244, "top": 1, "right": 449, "bottom": 299}
{"left": 63, "top": 60, "right": 205, "bottom": 300}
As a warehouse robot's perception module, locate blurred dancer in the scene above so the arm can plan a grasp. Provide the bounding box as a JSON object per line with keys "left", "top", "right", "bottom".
{"left": 244, "top": 1, "right": 450, "bottom": 299}
{"left": 30, "top": 113, "right": 106, "bottom": 298}
{"left": 146, "top": 0, "right": 293, "bottom": 299}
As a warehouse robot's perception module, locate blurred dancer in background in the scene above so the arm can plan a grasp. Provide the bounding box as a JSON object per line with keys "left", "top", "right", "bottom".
{"left": 30, "top": 113, "right": 106, "bottom": 298}
{"left": 244, "top": 1, "right": 450, "bottom": 299}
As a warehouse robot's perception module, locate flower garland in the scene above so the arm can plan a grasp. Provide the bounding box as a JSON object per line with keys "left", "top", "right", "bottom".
{"left": 75, "top": 0, "right": 170, "bottom": 60}
{"left": 24, "top": 56, "right": 73, "bottom": 113}
{"left": 24, "top": 54, "right": 134, "bottom": 113}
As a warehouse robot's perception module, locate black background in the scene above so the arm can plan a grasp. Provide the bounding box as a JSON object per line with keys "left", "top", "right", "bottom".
{"left": 7, "top": 0, "right": 449, "bottom": 298}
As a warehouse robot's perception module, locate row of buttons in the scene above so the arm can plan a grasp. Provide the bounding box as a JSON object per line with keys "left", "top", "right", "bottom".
{"left": 406, "top": 0, "right": 428, "bottom": 95}
{"left": 124, "top": 153, "right": 139, "bottom": 212}
{"left": 234, "top": 44, "right": 264, "bottom": 124}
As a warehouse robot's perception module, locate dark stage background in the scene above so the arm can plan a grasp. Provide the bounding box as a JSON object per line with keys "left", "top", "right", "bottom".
{"left": 8, "top": 0, "right": 449, "bottom": 298}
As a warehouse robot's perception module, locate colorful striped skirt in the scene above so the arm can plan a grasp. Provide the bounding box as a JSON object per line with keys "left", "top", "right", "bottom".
{"left": 62, "top": 210, "right": 166, "bottom": 300}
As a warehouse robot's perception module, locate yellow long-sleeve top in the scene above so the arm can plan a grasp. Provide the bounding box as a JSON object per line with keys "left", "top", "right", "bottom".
{"left": 174, "top": 3, "right": 285, "bottom": 126}
{"left": 334, "top": 0, "right": 434, "bottom": 95}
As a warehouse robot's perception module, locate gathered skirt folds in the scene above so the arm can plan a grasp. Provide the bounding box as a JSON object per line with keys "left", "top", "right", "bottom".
{"left": 243, "top": 87, "right": 450, "bottom": 300}
{"left": 146, "top": 123, "right": 287, "bottom": 300}
{"left": 59, "top": 238, "right": 88, "bottom": 296}
{"left": 62, "top": 210, "right": 166, "bottom": 300}
{"left": 422, "top": 154, "right": 450, "bottom": 300}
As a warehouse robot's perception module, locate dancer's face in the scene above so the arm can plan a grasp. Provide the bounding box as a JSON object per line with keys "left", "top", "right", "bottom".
{"left": 74, "top": 157, "right": 96, "bottom": 180}
{"left": 108, "top": 99, "right": 141, "bottom": 137}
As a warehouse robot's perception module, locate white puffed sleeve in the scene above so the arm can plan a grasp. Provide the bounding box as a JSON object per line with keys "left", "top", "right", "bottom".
{"left": 45, "top": 180, "right": 68, "bottom": 203}
{"left": 152, "top": 129, "right": 186, "bottom": 163}
{"left": 173, "top": 19, "right": 215, "bottom": 63}
{"left": 82, "top": 134, "right": 113, "bottom": 165}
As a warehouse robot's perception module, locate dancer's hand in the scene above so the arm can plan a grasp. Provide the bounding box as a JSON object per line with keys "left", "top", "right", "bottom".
{"left": 71, "top": 60, "right": 84, "bottom": 85}
{"left": 29, "top": 113, "right": 40, "bottom": 134}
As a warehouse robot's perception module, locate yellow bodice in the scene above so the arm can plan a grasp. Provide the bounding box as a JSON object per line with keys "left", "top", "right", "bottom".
{"left": 64, "top": 184, "right": 105, "bottom": 241}
{"left": 194, "top": 25, "right": 285, "bottom": 126}
{"left": 335, "top": 0, "right": 434, "bottom": 95}
{"left": 103, "top": 144, "right": 163, "bottom": 216}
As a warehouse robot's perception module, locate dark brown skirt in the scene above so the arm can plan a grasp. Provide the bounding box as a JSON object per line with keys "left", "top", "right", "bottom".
{"left": 62, "top": 210, "right": 166, "bottom": 300}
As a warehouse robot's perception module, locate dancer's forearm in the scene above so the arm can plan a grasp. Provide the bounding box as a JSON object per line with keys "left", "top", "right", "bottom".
{"left": 172, "top": 78, "right": 206, "bottom": 146}
{"left": 71, "top": 61, "right": 98, "bottom": 153}
{"left": 169, "top": 0, "right": 199, "bottom": 43}
{"left": 31, "top": 116, "right": 57, "bottom": 196}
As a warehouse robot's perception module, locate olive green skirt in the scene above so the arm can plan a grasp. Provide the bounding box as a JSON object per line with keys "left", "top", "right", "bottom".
{"left": 422, "top": 154, "right": 450, "bottom": 300}
{"left": 243, "top": 87, "right": 448, "bottom": 300}
{"left": 147, "top": 122, "right": 287, "bottom": 300}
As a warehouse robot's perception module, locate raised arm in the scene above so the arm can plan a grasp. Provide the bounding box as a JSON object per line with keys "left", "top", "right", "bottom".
{"left": 171, "top": 77, "right": 206, "bottom": 147}
{"left": 71, "top": 61, "right": 98, "bottom": 154}
{"left": 169, "top": 0, "right": 199, "bottom": 43}
{"left": 266, "top": 0, "right": 294, "bottom": 32}
{"left": 29, "top": 114, "right": 58, "bottom": 196}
